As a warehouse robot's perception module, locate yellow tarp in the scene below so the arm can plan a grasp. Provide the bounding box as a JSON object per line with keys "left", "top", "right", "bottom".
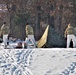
{"left": 36, "top": 25, "right": 49, "bottom": 48}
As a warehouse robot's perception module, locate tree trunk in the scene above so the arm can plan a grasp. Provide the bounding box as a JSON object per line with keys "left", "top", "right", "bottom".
{"left": 48, "top": 13, "right": 54, "bottom": 28}
{"left": 21, "top": 23, "right": 26, "bottom": 40}
{"left": 9, "top": 13, "right": 13, "bottom": 36}
{"left": 58, "top": 6, "right": 63, "bottom": 33}
{"left": 35, "top": 12, "right": 41, "bottom": 41}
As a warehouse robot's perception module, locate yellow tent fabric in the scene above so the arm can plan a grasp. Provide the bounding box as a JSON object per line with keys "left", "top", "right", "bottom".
{"left": 36, "top": 25, "right": 49, "bottom": 48}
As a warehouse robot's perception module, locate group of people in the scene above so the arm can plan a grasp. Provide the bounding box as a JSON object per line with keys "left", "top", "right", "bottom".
{"left": 0, "top": 21, "right": 76, "bottom": 48}
{"left": 0, "top": 22, "right": 36, "bottom": 49}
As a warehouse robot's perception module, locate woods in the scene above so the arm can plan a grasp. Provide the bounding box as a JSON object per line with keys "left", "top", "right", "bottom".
{"left": 0, "top": 0, "right": 76, "bottom": 47}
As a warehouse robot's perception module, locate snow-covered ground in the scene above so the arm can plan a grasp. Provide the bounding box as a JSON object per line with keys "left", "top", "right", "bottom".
{"left": 0, "top": 48, "right": 76, "bottom": 75}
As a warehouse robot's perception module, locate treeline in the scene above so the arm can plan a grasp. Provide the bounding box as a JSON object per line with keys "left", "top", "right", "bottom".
{"left": 0, "top": 0, "right": 76, "bottom": 40}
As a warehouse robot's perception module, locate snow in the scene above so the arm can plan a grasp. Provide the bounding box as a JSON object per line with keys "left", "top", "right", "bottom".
{"left": 30, "top": 48, "right": 76, "bottom": 75}
{"left": 0, "top": 48, "right": 76, "bottom": 75}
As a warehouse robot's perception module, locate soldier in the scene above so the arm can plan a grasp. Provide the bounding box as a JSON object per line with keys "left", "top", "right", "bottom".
{"left": 0, "top": 22, "right": 10, "bottom": 48}
{"left": 25, "top": 24, "right": 36, "bottom": 48}
{"left": 64, "top": 23, "right": 76, "bottom": 48}
{"left": 74, "top": 27, "right": 76, "bottom": 36}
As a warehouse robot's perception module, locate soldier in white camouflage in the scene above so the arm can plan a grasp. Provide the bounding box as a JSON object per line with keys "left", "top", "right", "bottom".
{"left": 25, "top": 24, "right": 36, "bottom": 48}
{"left": 64, "top": 23, "right": 76, "bottom": 48}
{"left": 0, "top": 22, "right": 10, "bottom": 48}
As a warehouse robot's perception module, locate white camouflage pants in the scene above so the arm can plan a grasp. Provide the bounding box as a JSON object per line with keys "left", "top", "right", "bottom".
{"left": 3, "top": 34, "right": 8, "bottom": 46}
{"left": 67, "top": 34, "right": 76, "bottom": 48}
{"left": 25, "top": 35, "right": 36, "bottom": 48}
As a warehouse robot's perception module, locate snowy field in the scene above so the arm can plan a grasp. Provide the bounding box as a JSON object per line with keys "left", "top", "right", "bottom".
{"left": 0, "top": 48, "right": 76, "bottom": 75}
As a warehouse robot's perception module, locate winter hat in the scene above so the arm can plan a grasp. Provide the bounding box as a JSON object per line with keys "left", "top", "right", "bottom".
{"left": 3, "top": 22, "right": 6, "bottom": 24}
